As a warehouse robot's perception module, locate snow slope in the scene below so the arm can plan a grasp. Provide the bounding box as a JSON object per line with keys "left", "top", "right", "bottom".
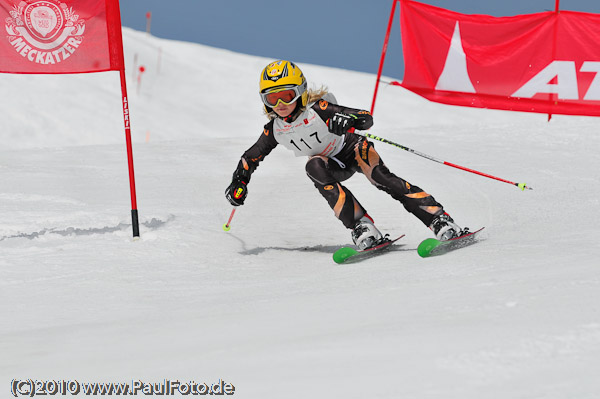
{"left": 2, "top": 28, "right": 600, "bottom": 398}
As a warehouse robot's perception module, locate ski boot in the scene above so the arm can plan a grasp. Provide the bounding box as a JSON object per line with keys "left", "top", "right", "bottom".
{"left": 351, "top": 215, "right": 384, "bottom": 250}
{"left": 429, "top": 213, "right": 465, "bottom": 241}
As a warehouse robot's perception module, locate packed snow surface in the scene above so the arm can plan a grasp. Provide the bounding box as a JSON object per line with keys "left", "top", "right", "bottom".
{"left": 2, "top": 28, "right": 600, "bottom": 398}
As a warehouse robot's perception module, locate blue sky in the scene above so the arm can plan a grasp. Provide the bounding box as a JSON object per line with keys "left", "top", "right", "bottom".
{"left": 119, "top": 0, "right": 600, "bottom": 80}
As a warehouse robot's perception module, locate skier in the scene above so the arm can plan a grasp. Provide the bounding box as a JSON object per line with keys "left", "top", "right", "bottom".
{"left": 225, "top": 60, "right": 464, "bottom": 250}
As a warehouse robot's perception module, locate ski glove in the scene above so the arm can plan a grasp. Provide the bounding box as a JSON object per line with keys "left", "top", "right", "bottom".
{"left": 225, "top": 178, "right": 248, "bottom": 206}
{"left": 328, "top": 113, "right": 357, "bottom": 136}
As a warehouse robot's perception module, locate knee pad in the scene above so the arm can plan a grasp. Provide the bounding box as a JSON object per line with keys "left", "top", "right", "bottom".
{"left": 305, "top": 156, "right": 331, "bottom": 185}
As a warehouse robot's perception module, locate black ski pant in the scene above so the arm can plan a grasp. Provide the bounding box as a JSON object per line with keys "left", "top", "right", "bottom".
{"left": 305, "top": 134, "right": 445, "bottom": 229}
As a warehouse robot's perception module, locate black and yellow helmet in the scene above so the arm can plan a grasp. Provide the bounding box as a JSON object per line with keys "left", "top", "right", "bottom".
{"left": 259, "top": 60, "right": 308, "bottom": 109}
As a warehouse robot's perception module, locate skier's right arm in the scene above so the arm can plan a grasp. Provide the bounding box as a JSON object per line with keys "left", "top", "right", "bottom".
{"left": 225, "top": 121, "right": 278, "bottom": 206}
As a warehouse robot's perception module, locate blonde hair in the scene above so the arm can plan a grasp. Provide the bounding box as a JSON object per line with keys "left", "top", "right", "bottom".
{"left": 264, "top": 85, "right": 329, "bottom": 120}
{"left": 307, "top": 85, "right": 329, "bottom": 104}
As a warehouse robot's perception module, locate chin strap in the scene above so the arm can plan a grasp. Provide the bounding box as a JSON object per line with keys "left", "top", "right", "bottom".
{"left": 282, "top": 102, "right": 303, "bottom": 122}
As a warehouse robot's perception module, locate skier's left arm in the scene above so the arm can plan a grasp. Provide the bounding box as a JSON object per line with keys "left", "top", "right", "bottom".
{"left": 314, "top": 101, "right": 373, "bottom": 135}
{"left": 337, "top": 106, "right": 373, "bottom": 131}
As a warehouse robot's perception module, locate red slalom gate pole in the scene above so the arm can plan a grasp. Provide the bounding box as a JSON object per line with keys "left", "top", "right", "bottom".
{"left": 109, "top": 0, "right": 140, "bottom": 238}
{"left": 371, "top": 0, "right": 398, "bottom": 115}
{"left": 120, "top": 69, "right": 140, "bottom": 237}
{"left": 146, "top": 11, "right": 152, "bottom": 34}
{"left": 359, "top": 132, "right": 533, "bottom": 191}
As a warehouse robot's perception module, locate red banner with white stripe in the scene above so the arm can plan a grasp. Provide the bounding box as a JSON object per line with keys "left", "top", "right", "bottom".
{"left": 0, "top": 0, "right": 124, "bottom": 73}
{"left": 400, "top": 0, "right": 600, "bottom": 116}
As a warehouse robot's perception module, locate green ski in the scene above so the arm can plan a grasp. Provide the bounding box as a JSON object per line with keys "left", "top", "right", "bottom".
{"left": 417, "top": 228, "right": 485, "bottom": 258}
{"left": 333, "top": 235, "right": 405, "bottom": 264}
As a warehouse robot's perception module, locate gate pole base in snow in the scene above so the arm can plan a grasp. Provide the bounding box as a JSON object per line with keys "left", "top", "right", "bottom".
{"left": 131, "top": 209, "right": 140, "bottom": 238}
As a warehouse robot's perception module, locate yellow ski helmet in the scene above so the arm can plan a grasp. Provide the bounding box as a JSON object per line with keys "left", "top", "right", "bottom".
{"left": 259, "top": 60, "right": 308, "bottom": 110}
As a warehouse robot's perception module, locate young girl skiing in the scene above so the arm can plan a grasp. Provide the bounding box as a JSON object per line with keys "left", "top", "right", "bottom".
{"left": 225, "top": 60, "right": 464, "bottom": 250}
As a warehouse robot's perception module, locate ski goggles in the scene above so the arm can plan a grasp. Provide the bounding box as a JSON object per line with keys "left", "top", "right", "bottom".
{"left": 260, "top": 82, "right": 307, "bottom": 107}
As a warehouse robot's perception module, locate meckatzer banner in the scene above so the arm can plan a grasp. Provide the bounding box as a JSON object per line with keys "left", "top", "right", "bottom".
{"left": 1, "top": 0, "right": 124, "bottom": 74}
